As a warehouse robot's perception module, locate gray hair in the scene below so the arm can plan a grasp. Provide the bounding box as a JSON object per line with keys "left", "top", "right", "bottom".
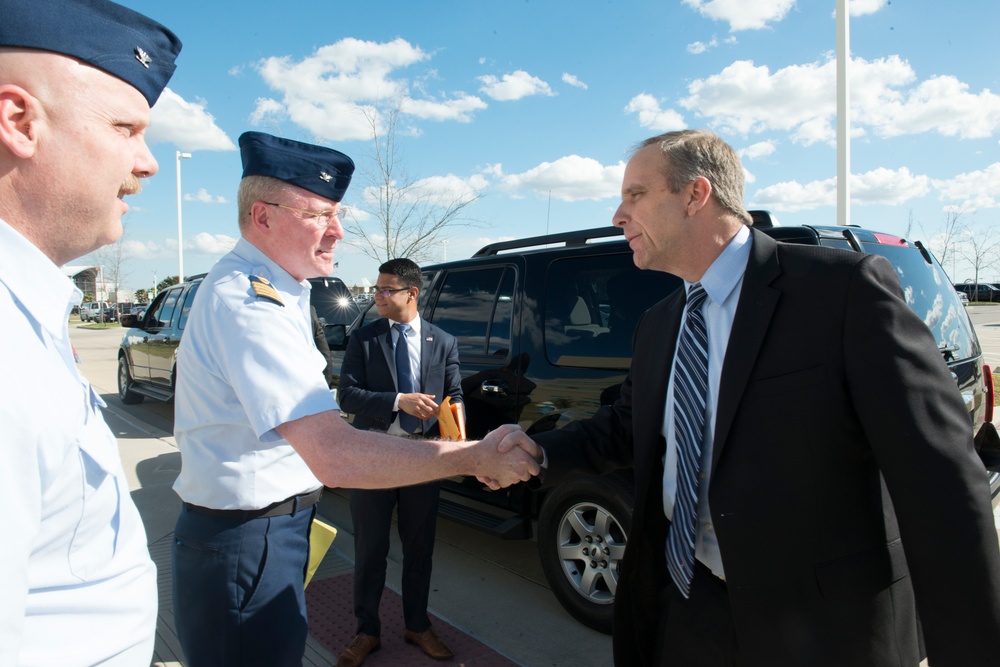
{"left": 635, "top": 130, "right": 752, "bottom": 225}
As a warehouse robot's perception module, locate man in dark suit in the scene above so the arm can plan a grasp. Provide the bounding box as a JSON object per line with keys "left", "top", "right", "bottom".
{"left": 336, "top": 258, "right": 462, "bottom": 667}
{"left": 494, "top": 130, "right": 1000, "bottom": 666}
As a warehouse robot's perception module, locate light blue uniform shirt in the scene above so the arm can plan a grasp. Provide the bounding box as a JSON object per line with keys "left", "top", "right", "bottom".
{"left": 0, "top": 218, "right": 156, "bottom": 666}
{"left": 663, "top": 224, "right": 752, "bottom": 579}
{"left": 173, "top": 238, "right": 337, "bottom": 509}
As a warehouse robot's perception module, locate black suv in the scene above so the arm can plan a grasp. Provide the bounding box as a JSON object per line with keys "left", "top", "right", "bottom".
{"left": 336, "top": 214, "right": 1000, "bottom": 633}
{"left": 117, "top": 278, "right": 203, "bottom": 404}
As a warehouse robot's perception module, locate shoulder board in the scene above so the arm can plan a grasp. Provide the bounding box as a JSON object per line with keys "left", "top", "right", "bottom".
{"left": 249, "top": 275, "right": 284, "bottom": 307}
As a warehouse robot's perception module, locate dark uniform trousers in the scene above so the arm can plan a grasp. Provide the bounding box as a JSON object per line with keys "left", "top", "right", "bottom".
{"left": 173, "top": 502, "right": 316, "bottom": 667}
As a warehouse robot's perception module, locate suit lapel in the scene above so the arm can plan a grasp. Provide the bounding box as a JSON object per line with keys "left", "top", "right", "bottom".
{"left": 418, "top": 318, "right": 433, "bottom": 393}
{"left": 376, "top": 319, "right": 398, "bottom": 387}
{"left": 712, "top": 229, "right": 781, "bottom": 469}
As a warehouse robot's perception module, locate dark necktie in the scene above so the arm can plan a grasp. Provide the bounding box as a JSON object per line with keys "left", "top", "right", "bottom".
{"left": 394, "top": 322, "right": 419, "bottom": 433}
{"left": 666, "top": 283, "right": 709, "bottom": 597}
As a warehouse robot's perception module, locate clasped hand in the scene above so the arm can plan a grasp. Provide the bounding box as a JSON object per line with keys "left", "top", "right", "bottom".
{"left": 474, "top": 424, "right": 543, "bottom": 490}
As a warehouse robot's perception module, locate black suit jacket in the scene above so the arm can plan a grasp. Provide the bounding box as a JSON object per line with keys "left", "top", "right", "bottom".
{"left": 338, "top": 317, "right": 462, "bottom": 436}
{"left": 535, "top": 229, "right": 1000, "bottom": 666}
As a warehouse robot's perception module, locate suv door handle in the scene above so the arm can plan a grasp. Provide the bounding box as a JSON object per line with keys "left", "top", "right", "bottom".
{"left": 480, "top": 380, "right": 509, "bottom": 398}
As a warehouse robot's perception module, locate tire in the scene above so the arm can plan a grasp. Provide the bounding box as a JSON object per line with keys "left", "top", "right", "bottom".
{"left": 537, "top": 472, "right": 634, "bottom": 635}
{"left": 118, "top": 355, "right": 145, "bottom": 404}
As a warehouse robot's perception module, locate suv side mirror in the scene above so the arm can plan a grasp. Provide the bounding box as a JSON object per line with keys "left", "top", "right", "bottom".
{"left": 326, "top": 323, "right": 348, "bottom": 350}
{"left": 121, "top": 314, "right": 139, "bottom": 328}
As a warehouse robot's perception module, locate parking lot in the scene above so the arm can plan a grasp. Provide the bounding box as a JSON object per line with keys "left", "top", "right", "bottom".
{"left": 71, "top": 308, "right": 1000, "bottom": 666}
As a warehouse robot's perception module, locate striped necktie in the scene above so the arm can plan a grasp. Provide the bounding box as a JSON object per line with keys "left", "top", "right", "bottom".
{"left": 666, "top": 283, "right": 709, "bottom": 597}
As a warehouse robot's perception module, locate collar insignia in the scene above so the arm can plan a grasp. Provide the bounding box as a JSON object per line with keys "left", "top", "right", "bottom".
{"left": 249, "top": 275, "right": 284, "bottom": 307}
{"left": 134, "top": 47, "right": 152, "bottom": 69}
{"left": 319, "top": 171, "right": 333, "bottom": 182}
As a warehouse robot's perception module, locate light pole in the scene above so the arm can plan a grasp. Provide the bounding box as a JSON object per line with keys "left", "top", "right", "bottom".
{"left": 176, "top": 151, "right": 192, "bottom": 282}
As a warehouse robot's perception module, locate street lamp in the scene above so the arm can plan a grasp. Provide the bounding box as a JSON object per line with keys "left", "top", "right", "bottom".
{"left": 176, "top": 151, "right": 192, "bottom": 282}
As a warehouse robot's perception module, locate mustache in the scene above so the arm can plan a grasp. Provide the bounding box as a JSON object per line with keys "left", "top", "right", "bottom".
{"left": 119, "top": 175, "right": 143, "bottom": 197}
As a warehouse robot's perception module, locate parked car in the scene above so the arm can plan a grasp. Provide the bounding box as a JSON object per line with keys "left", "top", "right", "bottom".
{"left": 79, "top": 301, "right": 107, "bottom": 322}
{"left": 954, "top": 282, "right": 1000, "bottom": 303}
{"left": 309, "top": 276, "right": 361, "bottom": 387}
{"left": 957, "top": 290, "right": 971, "bottom": 306}
{"left": 98, "top": 303, "right": 118, "bottom": 323}
{"left": 336, "top": 212, "right": 1000, "bottom": 634}
{"left": 117, "top": 278, "right": 202, "bottom": 404}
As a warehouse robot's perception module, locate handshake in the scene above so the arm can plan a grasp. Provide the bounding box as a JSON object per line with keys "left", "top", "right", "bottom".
{"left": 467, "top": 424, "right": 543, "bottom": 491}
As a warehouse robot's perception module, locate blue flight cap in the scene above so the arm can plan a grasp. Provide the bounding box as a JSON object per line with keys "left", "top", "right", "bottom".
{"left": 239, "top": 132, "right": 355, "bottom": 203}
{"left": 0, "top": 0, "right": 181, "bottom": 107}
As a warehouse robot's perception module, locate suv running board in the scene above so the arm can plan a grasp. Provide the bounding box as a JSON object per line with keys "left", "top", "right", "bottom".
{"left": 132, "top": 383, "right": 174, "bottom": 402}
{"left": 437, "top": 498, "right": 531, "bottom": 540}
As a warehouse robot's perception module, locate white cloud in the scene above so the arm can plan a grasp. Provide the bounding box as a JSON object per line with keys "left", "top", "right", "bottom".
{"left": 478, "top": 70, "right": 555, "bottom": 101}
{"left": 184, "top": 188, "right": 229, "bottom": 204}
{"left": 687, "top": 37, "right": 719, "bottom": 55}
{"left": 624, "top": 94, "right": 687, "bottom": 132}
{"left": 562, "top": 73, "right": 588, "bottom": 90}
{"left": 360, "top": 173, "right": 488, "bottom": 209}
{"left": 120, "top": 239, "right": 163, "bottom": 261}
{"left": 933, "top": 162, "right": 1000, "bottom": 212}
{"left": 847, "top": 0, "right": 888, "bottom": 18}
{"left": 682, "top": 0, "right": 797, "bottom": 31}
{"left": 498, "top": 155, "right": 625, "bottom": 202}
{"left": 187, "top": 232, "right": 238, "bottom": 255}
{"left": 679, "top": 56, "right": 1000, "bottom": 145}
{"left": 148, "top": 88, "right": 237, "bottom": 151}
{"left": 740, "top": 140, "right": 776, "bottom": 160}
{"left": 255, "top": 37, "right": 487, "bottom": 141}
{"left": 752, "top": 167, "right": 931, "bottom": 211}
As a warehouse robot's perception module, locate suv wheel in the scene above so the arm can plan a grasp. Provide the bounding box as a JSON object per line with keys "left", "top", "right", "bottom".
{"left": 118, "top": 355, "right": 144, "bottom": 405}
{"left": 537, "top": 473, "right": 633, "bottom": 635}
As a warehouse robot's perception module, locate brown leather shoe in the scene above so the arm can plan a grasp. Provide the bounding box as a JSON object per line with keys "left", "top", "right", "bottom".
{"left": 404, "top": 627, "right": 455, "bottom": 660}
{"left": 336, "top": 633, "right": 381, "bottom": 667}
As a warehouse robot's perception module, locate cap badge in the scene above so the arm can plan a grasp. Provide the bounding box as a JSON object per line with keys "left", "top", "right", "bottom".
{"left": 134, "top": 46, "right": 152, "bottom": 69}
{"left": 319, "top": 171, "right": 333, "bottom": 182}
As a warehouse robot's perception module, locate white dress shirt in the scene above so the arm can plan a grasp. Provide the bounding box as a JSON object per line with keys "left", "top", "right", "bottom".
{"left": 0, "top": 218, "right": 156, "bottom": 666}
{"left": 663, "top": 224, "right": 752, "bottom": 579}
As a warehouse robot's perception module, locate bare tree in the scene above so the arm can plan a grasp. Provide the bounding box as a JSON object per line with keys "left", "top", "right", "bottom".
{"left": 925, "top": 211, "right": 968, "bottom": 274}
{"left": 341, "top": 103, "right": 485, "bottom": 264}
{"left": 958, "top": 223, "right": 1000, "bottom": 300}
{"left": 90, "top": 221, "right": 131, "bottom": 303}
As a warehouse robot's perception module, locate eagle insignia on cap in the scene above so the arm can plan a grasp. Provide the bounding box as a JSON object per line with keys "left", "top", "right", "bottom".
{"left": 249, "top": 275, "right": 284, "bottom": 307}
{"left": 319, "top": 171, "right": 333, "bottom": 182}
{"left": 134, "top": 47, "right": 152, "bottom": 69}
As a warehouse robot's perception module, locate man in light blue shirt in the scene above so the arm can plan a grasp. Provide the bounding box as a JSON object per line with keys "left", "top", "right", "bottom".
{"left": 0, "top": 2, "right": 181, "bottom": 664}
{"left": 172, "top": 132, "right": 539, "bottom": 666}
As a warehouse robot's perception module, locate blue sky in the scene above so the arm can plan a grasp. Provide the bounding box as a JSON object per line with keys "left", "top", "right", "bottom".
{"left": 89, "top": 0, "right": 1000, "bottom": 290}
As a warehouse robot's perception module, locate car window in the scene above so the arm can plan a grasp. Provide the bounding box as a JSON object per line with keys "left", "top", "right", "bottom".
{"left": 544, "top": 254, "right": 682, "bottom": 369}
{"left": 863, "top": 243, "right": 980, "bottom": 362}
{"left": 428, "top": 266, "right": 514, "bottom": 357}
{"left": 147, "top": 288, "right": 181, "bottom": 329}
{"left": 177, "top": 283, "right": 200, "bottom": 331}
{"left": 310, "top": 277, "right": 361, "bottom": 325}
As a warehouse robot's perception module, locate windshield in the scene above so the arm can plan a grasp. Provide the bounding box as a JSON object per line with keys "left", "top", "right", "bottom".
{"left": 310, "top": 278, "right": 360, "bottom": 325}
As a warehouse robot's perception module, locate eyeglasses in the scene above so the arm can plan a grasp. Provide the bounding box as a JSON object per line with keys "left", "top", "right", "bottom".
{"left": 373, "top": 287, "right": 410, "bottom": 298}
{"left": 263, "top": 202, "right": 348, "bottom": 226}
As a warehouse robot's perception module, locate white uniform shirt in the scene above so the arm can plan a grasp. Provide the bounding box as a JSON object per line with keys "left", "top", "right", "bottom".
{"left": 173, "top": 238, "right": 337, "bottom": 509}
{"left": 0, "top": 218, "right": 156, "bottom": 666}
{"left": 663, "top": 224, "right": 752, "bottom": 579}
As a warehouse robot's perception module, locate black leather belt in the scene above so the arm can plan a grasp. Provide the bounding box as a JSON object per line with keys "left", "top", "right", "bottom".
{"left": 184, "top": 487, "right": 324, "bottom": 520}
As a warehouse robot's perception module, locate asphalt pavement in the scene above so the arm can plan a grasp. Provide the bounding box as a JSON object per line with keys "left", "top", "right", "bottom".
{"left": 69, "top": 310, "right": 1000, "bottom": 666}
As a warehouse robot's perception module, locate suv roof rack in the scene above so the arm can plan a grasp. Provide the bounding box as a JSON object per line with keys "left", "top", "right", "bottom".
{"left": 472, "top": 209, "right": 777, "bottom": 257}
{"left": 473, "top": 226, "right": 623, "bottom": 257}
